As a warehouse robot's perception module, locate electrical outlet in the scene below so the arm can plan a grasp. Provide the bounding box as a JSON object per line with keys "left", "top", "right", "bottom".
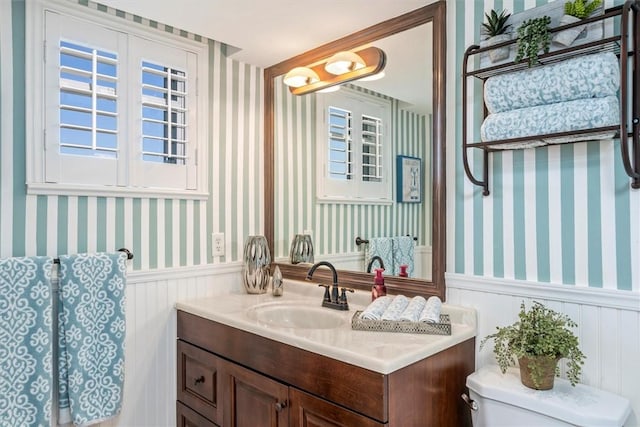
{"left": 212, "top": 233, "right": 225, "bottom": 257}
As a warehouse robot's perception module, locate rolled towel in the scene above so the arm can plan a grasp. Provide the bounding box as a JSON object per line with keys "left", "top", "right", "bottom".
{"left": 380, "top": 295, "right": 410, "bottom": 321}
{"left": 484, "top": 52, "right": 619, "bottom": 114}
{"left": 360, "top": 296, "right": 393, "bottom": 320}
{"left": 419, "top": 296, "right": 442, "bottom": 323}
{"left": 398, "top": 296, "right": 427, "bottom": 322}
{"left": 480, "top": 96, "right": 619, "bottom": 143}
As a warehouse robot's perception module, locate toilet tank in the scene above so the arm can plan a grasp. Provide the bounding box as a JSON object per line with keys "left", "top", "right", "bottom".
{"left": 466, "top": 366, "right": 631, "bottom": 427}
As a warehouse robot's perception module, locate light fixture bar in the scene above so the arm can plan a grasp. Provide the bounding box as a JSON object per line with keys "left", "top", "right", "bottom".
{"left": 288, "top": 46, "right": 386, "bottom": 96}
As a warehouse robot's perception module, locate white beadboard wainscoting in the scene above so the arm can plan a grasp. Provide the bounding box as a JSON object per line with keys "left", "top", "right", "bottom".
{"left": 447, "top": 273, "right": 640, "bottom": 427}
{"left": 109, "top": 263, "right": 244, "bottom": 427}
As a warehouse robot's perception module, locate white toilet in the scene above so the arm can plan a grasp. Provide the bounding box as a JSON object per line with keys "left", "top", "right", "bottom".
{"left": 465, "top": 365, "right": 632, "bottom": 426}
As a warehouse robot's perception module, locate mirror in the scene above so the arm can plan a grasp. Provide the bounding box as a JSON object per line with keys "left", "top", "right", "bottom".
{"left": 264, "top": 1, "right": 446, "bottom": 298}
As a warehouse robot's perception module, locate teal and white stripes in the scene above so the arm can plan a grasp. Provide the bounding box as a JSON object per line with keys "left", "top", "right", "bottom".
{"left": 273, "top": 79, "right": 430, "bottom": 259}
{"left": 0, "top": 0, "right": 263, "bottom": 269}
{"left": 451, "top": 0, "right": 638, "bottom": 291}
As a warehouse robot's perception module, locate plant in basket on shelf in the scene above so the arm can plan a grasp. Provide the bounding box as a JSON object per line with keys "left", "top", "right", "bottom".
{"left": 554, "top": 0, "right": 602, "bottom": 46}
{"left": 480, "top": 301, "right": 586, "bottom": 390}
{"left": 515, "top": 16, "right": 551, "bottom": 67}
{"left": 481, "top": 9, "right": 512, "bottom": 63}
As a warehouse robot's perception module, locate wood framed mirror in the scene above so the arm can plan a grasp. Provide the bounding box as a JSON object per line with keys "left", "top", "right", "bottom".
{"left": 264, "top": 1, "right": 446, "bottom": 299}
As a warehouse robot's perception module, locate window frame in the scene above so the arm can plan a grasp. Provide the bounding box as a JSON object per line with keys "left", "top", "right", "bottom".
{"left": 26, "top": 0, "right": 209, "bottom": 199}
{"left": 316, "top": 87, "right": 392, "bottom": 205}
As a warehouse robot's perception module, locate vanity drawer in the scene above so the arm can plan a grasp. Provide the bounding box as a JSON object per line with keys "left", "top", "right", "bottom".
{"left": 177, "top": 401, "right": 218, "bottom": 427}
{"left": 177, "top": 340, "right": 220, "bottom": 425}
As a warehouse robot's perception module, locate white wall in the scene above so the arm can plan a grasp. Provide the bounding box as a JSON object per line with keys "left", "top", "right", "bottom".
{"left": 107, "top": 265, "right": 243, "bottom": 426}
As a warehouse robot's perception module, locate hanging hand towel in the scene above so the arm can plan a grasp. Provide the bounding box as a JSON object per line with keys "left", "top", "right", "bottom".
{"left": 360, "top": 296, "right": 393, "bottom": 320}
{"left": 58, "top": 252, "right": 127, "bottom": 426}
{"left": 0, "top": 256, "right": 54, "bottom": 427}
{"left": 392, "top": 236, "right": 415, "bottom": 277}
{"left": 365, "top": 237, "right": 394, "bottom": 274}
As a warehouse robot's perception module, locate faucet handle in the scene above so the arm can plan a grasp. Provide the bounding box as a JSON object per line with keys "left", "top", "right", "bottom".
{"left": 339, "top": 287, "right": 354, "bottom": 304}
{"left": 318, "top": 284, "right": 331, "bottom": 302}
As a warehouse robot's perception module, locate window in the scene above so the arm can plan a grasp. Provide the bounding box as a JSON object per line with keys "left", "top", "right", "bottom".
{"left": 317, "top": 87, "right": 392, "bottom": 203}
{"left": 27, "top": 0, "right": 208, "bottom": 198}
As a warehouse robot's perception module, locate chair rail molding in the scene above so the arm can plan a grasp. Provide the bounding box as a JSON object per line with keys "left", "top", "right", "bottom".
{"left": 446, "top": 273, "right": 640, "bottom": 311}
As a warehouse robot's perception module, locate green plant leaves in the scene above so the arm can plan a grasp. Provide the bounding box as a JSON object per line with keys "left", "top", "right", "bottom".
{"left": 479, "top": 300, "right": 586, "bottom": 386}
{"left": 482, "top": 9, "right": 512, "bottom": 37}
{"left": 515, "top": 16, "right": 551, "bottom": 67}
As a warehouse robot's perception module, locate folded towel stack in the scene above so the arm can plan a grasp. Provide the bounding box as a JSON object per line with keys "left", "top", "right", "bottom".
{"left": 480, "top": 51, "right": 620, "bottom": 147}
{"left": 359, "top": 296, "right": 393, "bottom": 320}
{"left": 361, "top": 295, "right": 443, "bottom": 323}
{"left": 484, "top": 52, "right": 620, "bottom": 114}
{"left": 481, "top": 96, "right": 619, "bottom": 144}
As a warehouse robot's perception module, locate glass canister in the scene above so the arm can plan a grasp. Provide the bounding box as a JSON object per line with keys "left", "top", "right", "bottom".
{"left": 242, "top": 235, "right": 271, "bottom": 294}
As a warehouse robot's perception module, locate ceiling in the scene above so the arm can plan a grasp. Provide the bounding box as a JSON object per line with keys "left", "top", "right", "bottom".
{"left": 99, "top": 0, "right": 436, "bottom": 113}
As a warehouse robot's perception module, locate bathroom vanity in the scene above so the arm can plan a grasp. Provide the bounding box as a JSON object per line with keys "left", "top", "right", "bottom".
{"left": 175, "top": 284, "right": 476, "bottom": 427}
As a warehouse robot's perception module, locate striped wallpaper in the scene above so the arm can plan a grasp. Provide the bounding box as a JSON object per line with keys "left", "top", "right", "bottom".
{"left": 449, "top": 0, "right": 639, "bottom": 291}
{"left": 0, "top": 0, "right": 264, "bottom": 270}
{"left": 273, "top": 78, "right": 431, "bottom": 259}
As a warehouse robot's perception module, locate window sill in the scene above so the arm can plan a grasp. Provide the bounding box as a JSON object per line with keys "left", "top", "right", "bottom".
{"left": 27, "top": 182, "right": 208, "bottom": 200}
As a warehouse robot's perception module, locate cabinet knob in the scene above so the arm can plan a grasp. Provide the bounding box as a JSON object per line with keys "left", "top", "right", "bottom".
{"left": 274, "top": 400, "right": 288, "bottom": 412}
{"left": 194, "top": 375, "right": 205, "bottom": 385}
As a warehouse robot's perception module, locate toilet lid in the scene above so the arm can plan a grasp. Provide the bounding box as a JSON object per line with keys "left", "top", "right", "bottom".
{"left": 466, "top": 366, "right": 631, "bottom": 426}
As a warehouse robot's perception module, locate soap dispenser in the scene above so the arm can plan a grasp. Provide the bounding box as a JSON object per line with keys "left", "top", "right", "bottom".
{"left": 372, "top": 268, "right": 387, "bottom": 301}
{"left": 399, "top": 264, "right": 409, "bottom": 277}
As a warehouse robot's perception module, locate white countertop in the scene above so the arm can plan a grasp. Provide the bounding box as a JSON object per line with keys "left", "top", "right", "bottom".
{"left": 176, "top": 280, "right": 477, "bottom": 374}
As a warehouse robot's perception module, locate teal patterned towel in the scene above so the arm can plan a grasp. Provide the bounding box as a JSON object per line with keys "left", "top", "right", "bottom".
{"left": 392, "top": 236, "right": 415, "bottom": 277}
{"left": 481, "top": 96, "right": 619, "bottom": 143}
{"left": 484, "top": 52, "right": 619, "bottom": 114}
{"left": 365, "top": 237, "right": 394, "bottom": 274}
{"left": 0, "top": 256, "right": 53, "bottom": 427}
{"left": 58, "top": 252, "right": 127, "bottom": 426}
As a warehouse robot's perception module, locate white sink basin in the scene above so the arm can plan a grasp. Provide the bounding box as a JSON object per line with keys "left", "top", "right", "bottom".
{"left": 245, "top": 301, "right": 347, "bottom": 329}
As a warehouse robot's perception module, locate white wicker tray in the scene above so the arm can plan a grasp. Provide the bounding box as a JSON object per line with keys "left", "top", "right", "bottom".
{"left": 351, "top": 311, "right": 451, "bottom": 335}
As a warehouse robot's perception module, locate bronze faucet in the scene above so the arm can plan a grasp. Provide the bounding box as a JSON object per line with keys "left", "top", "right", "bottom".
{"left": 306, "top": 261, "right": 353, "bottom": 311}
{"left": 366, "top": 256, "right": 385, "bottom": 273}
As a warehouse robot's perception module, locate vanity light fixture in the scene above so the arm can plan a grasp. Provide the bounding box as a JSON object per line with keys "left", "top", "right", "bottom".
{"left": 317, "top": 85, "right": 341, "bottom": 93}
{"left": 282, "top": 66, "right": 320, "bottom": 88}
{"left": 283, "top": 46, "right": 386, "bottom": 96}
{"left": 324, "top": 50, "right": 366, "bottom": 75}
{"left": 358, "top": 71, "right": 386, "bottom": 82}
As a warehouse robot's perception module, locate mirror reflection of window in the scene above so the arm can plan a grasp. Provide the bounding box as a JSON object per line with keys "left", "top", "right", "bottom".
{"left": 318, "top": 87, "right": 392, "bottom": 202}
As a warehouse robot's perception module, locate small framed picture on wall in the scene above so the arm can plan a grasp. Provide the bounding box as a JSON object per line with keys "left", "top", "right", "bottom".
{"left": 396, "top": 155, "right": 422, "bottom": 203}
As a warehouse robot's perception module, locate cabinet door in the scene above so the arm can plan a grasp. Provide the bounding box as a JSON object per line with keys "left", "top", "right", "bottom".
{"left": 219, "top": 359, "right": 289, "bottom": 427}
{"left": 177, "top": 340, "right": 221, "bottom": 425}
{"left": 289, "top": 388, "right": 386, "bottom": 427}
{"left": 177, "top": 401, "right": 218, "bottom": 427}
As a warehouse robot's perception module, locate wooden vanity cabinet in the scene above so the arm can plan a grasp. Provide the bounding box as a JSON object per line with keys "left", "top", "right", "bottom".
{"left": 177, "top": 310, "right": 475, "bottom": 427}
{"left": 177, "top": 340, "right": 221, "bottom": 425}
{"left": 220, "top": 358, "right": 289, "bottom": 427}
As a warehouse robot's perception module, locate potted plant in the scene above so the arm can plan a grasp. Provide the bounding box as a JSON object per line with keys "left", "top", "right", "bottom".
{"left": 480, "top": 301, "right": 586, "bottom": 390}
{"left": 480, "top": 9, "right": 512, "bottom": 63}
{"left": 515, "top": 16, "right": 551, "bottom": 67}
{"left": 554, "top": 0, "right": 602, "bottom": 46}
